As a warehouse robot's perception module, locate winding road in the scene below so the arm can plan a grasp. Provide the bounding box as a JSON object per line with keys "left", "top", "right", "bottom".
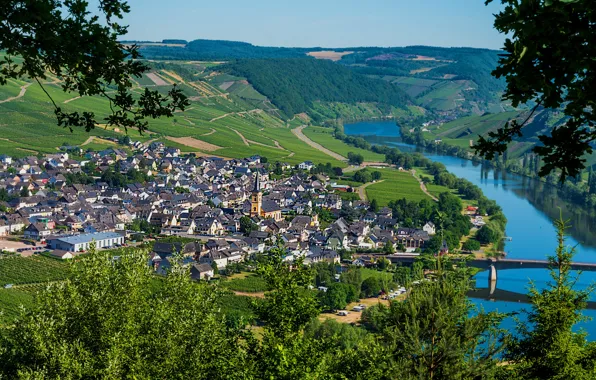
{"left": 356, "top": 180, "right": 385, "bottom": 201}
{"left": 0, "top": 83, "right": 31, "bottom": 104}
{"left": 292, "top": 125, "right": 346, "bottom": 161}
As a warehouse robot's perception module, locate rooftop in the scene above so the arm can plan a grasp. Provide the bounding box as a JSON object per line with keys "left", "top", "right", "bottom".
{"left": 51, "top": 232, "right": 122, "bottom": 245}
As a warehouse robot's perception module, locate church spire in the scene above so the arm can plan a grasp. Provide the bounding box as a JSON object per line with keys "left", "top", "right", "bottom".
{"left": 253, "top": 172, "right": 261, "bottom": 192}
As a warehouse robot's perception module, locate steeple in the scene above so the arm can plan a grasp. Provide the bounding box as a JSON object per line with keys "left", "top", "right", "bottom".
{"left": 253, "top": 172, "right": 261, "bottom": 193}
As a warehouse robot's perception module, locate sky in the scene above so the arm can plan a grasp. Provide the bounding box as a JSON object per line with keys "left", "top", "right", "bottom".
{"left": 110, "top": 0, "right": 506, "bottom": 49}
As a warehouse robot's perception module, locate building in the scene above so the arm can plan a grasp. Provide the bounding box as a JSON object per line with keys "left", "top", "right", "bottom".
{"left": 299, "top": 161, "right": 314, "bottom": 171}
{"left": 47, "top": 232, "right": 124, "bottom": 252}
{"left": 250, "top": 174, "right": 283, "bottom": 221}
{"left": 190, "top": 263, "right": 215, "bottom": 281}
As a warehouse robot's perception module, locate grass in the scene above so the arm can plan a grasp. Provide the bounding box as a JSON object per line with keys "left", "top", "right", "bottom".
{"left": 363, "top": 168, "right": 431, "bottom": 206}
{"left": 0, "top": 255, "right": 70, "bottom": 286}
{"left": 222, "top": 273, "right": 269, "bottom": 293}
{"left": 0, "top": 288, "right": 35, "bottom": 325}
{"left": 302, "top": 126, "right": 385, "bottom": 162}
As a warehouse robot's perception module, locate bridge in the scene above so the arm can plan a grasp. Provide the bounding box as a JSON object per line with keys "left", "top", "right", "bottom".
{"left": 378, "top": 254, "right": 596, "bottom": 296}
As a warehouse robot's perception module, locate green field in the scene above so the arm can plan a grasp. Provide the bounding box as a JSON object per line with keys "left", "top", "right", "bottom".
{"left": 364, "top": 168, "right": 431, "bottom": 206}
{"left": 222, "top": 273, "right": 269, "bottom": 293}
{"left": 303, "top": 126, "right": 385, "bottom": 162}
{"left": 0, "top": 288, "right": 35, "bottom": 325}
{"left": 0, "top": 256, "right": 70, "bottom": 286}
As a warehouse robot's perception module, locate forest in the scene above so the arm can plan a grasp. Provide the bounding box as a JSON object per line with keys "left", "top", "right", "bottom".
{"left": 218, "top": 58, "right": 411, "bottom": 118}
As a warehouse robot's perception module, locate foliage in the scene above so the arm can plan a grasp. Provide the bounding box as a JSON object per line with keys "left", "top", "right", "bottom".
{"left": 220, "top": 58, "right": 410, "bottom": 118}
{"left": 0, "top": 256, "right": 69, "bottom": 286}
{"left": 239, "top": 216, "right": 258, "bottom": 235}
{"left": 0, "top": 247, "right": 249, "bottom": 379}
{"left": 461, "top": 239, "right": 481, "bottom": 252}
{"left": 0, "top": 0, "right": 188, "bottom": 133}
{"left": 362, "top": 259, "right": 506, "bottom": 379}
{"left": 504, "top": 216, "right": 596, "bottom": 379}
{"left": 360, "top": 277, "right": 382, "bottom": 298}
{"left": 347, "top": 152, "right": 364, "bottom": 165}
{"left": 319, "top": 282, "right": 358, "bottom": 311}
{"left": 223, "top": 274, "right": 269, "bottom": 293}
{"left": 477, "top": 0, "right": 596, "bottom": 179}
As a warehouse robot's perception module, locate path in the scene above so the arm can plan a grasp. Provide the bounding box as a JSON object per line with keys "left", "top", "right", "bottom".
{"left": 0, "top": 83, "right": 31, "bottom": 104}
{"left": 233, "top": 291, "right": 265, "bottom": 298}
{"left": 356, "top": 180, "right": 384, "bottom": 201}
{"left": 202, "top": 128, "right": 217, "bottom": 136}
{"left": 230, "top": 128, "right": 250, "bottom": 146}
{"left": 292, "top": 125, "right": 347, "bottom": 161}
{"left": 411, "top": 170, "right": 438, "bottom": 201}
{"left": 81, "top": 136, "right": 95, "bottom": 146}
{"left": 209, "top": 109, "right": 261, "bottom": 122}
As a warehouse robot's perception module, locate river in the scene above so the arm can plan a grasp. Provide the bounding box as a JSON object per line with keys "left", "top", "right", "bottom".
{"left": 344, "top": 120, "right": 596, "bottom": 337}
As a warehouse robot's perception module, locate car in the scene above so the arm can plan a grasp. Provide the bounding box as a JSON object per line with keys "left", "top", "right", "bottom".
{"left": 337, "top": 310, "right": 349, "bottom": 316}
{"left": 352, "top": 306, "right": 364, "bottom": 312}
{"left": 4, "top": 284, "right": 13, "bottom": 289}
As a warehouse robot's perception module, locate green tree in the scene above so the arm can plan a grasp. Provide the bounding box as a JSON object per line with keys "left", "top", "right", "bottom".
{"left": 461, "top": 239, "right": 481, "bottom": 252}
{"left": 361, "top": 277, "right": 382, "bottom": 298}
{"left": 368, "top": 259, "right": 506, "bottom": 379}
{"left": 0, "top": 246, "right": 248, "bottom": 378}
{"left": 239, "top": 216, "right": 257, "bottom": 235}
{"left": 370, "top": 198, "right": 379, "bottom": 213}
{"left": 504, "top": 217, "right": 596, "bottom": 379}
{"left": 478, "top": 0, "right": 596, "bottom": 179}
{"left": 0, "top": 1, "right": 188, "bottom": 134}
{"left": 320, "top": 282, "right": 349, "bottom": 311}
{"left": 377, "top": 257, "right": 391, "bottom": 270}
{"left": 384, "top": 240, "right": 395, "bottom": 254}
{"left": 19, "top": 187, "right": 29, "bottom": 198}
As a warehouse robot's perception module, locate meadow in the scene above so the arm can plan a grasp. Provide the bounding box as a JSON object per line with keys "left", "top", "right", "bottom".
{"left": 363, "top": 168, "right": 431, "bottom": 206}
{"left": 302, "top": 126, "right": 385, "bottom": 162}
{"left": 0, "top": 256, "right": 70, "bottom": 286}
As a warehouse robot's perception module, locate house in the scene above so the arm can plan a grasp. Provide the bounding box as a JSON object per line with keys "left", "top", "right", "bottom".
{"left": 298, "top": 161, "right": 314, "bottom": 171}
{"left": 190, "top": 263, "right": 215, "bottom": 281}
{"left": 423, "top": 222, "right": 436, "bottom": 235}
{"left": 49, "top": 250, "right": 76, "bottom": 260}
{"left": 195, "top": 217, "right": 224, "bottom": 236}
{"left": 23, "top": 223, "right": 52, "bottom": 241}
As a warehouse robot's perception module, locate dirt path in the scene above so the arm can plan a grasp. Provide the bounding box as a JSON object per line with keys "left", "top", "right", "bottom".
{"left": 233, "top": 291, "right": 265, "bottom": 298}
{"left": 0, "top": 83, "right": 31, "bottom": 104}
{"left": 210, "top": 109, "right": 261, "bottom": 122}
{"left": 64, "top": 95, "right": 82, "bottom": 104}
{"left": 356, "top": 180, "right": 385, "bottom": 201}
{"left": 292, "top": 125, "right": 347, "bottom": 161}
{"left": 81, "top": 136, "right": 95, "bottom": 146}
{"left": 230, "top": 128, "right": 250, "bottom": 146}
{"left": 411, "top": 170, "right": 438, "bottom": 201}
{"left": 202, "top": 128, "right": 217, "bottom": 136}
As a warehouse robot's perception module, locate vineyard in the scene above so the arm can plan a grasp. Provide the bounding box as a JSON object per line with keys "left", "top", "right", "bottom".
{"left": 0, "top": 255, "right": 70, "bottom": 286}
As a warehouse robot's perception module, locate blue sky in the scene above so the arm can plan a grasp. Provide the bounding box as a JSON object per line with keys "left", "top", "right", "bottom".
{"left": 114, "top": 0, "right": 505, "bottom": 49}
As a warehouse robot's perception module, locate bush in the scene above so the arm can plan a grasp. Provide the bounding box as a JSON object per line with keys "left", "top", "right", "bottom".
{"left": 361, "top": 277, "right": 382, "bottom": 298}
{"left": 461, "top": 239, "right": 481, "bottom": 251}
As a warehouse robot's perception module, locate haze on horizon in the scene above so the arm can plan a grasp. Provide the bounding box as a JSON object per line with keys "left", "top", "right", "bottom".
{"left": 115, "top": 0, "right": 506, "bottom": 50}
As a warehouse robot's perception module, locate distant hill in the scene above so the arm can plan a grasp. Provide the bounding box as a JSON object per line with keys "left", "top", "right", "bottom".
{"left": 217, "top": 58, "right": 411, "bottom": 119}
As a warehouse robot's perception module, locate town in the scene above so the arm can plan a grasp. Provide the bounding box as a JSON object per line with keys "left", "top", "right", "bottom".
{"left": 0, "top": 138, "right": 491, "bottom": 284}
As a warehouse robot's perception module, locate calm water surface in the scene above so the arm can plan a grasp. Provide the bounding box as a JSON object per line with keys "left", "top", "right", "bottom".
{"left": 344, "top": 121, "right": 596, "bottom": 337}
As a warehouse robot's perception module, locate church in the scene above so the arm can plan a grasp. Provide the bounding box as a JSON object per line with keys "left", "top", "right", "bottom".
{"left": 250, "top": 174, "right": 283, "bottom": 221}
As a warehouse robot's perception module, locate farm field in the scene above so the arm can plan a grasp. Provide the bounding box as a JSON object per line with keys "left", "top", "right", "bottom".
{"left": 0, "top": 288, "right": 35, "bottom": 325}
{"left": 302, "top": 126, "right": 385, "bottom": 162}
{"left": 0, "top": 255, "right": 69, "bottom": 286}
{"left": 362, "top": 168, "right": 431, "bottom": 206}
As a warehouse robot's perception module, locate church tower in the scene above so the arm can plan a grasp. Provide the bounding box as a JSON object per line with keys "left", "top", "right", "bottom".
{"left": 250, "top": 173, "right": 262, "bottom": 217}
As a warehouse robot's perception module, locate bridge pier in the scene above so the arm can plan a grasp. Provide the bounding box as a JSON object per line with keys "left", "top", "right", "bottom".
{"left": 488, "top": 264, "right": 497, "bottom": 296}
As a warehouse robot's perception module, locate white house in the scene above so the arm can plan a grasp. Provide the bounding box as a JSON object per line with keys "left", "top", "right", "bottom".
{"left": 47, "top": 232, "right": 124, "bottom": 252}
{"left": 298, "top": 161, "right": 314, "bottom": 171}
{"left": 423, "top": 222, "right": 436, "bottom": 236}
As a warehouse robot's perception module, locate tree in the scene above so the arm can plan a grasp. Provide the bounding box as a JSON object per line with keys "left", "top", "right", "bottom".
{"left": 0, "top": 1, "right": 188, "bottom": 134}
{"left": 477, "top": 0, "right": 596, "bottom": 179}
{"left": 475, "top": 223, "right": 501, "bottom": 245}
{"left": 376, "top": 257, "right": 391, "bottom": 271}
{"left": 239, "top": 216, "right": 257, "bottom": 235}
{"left": 0, "top": 246, "right": 248, "bottom": 378}
{"left": 370, "top": 259, "right": 506, "bottom": 379}
{"left": 347, "top": 152, "right": 364, "bottom": 166}
{"left": 19, "top": 187, "right": 28, "bottom": 198}
{"left": 320, "top": 283, "right": 349, "bottom": 311}
{"left": 504, "top": 217, "right": 596, "bottom": 379}
{"left": 361, "top": 277, "right": 382, "bottom": 298}
{"left": 371, "top": 171, "right": 382, "bottom": 181}
{"left": 210, "top": 260, "right": 219, "bottom": 273}
{"left": 369, "top": 198, "right": 379, "bottom": 213}
{"left": 0, "top": 187, "right": 8, "bottom": 202}
{"left": 384, "top": 241, "right": 395, "bottom": 255}
{"left": 461, "top": 239, "right": 481, "bottom": 252}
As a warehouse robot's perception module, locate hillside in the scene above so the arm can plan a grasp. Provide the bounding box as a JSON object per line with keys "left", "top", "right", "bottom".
{"left": 217, "top": 58, "right": 411, "bottom": 119}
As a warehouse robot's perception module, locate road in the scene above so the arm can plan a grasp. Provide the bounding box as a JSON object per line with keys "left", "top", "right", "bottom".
{"left": 411, "top": 170, "right": 438, "bottom": 201}
{"left": 356, "top": 180, "right": 385, "bottom": 201}
{"left": 0, "top": 83, "right": 31, "bottom": 104}
{"left": 292, "top": 125, "right": 347, "bottom": 161}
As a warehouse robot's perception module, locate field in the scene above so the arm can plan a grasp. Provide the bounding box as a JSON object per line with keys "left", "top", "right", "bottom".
{"left": 302, "top": 126, "right": 385, "bottom": 162}
{"left": 0, "top": 288, "right": 35, "bottom": 325}
{"left": 307, "top": 51, "right": 354, "bottom": 61}
{"left": 222, "top": 273, "right": 269, "bottom": 293}
{"left": 417, "top": 80, "right": 476, "bottom": 111}
{"left": 363, "top": 168, "right": 431, "bottom": 205}
{"left": 0, "top": 256, "right": 70, "bottom": 286}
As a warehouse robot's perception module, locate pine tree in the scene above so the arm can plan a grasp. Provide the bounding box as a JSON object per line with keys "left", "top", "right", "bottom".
{"left": 504, "top": 216, "right": 596, "bottom": 379}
